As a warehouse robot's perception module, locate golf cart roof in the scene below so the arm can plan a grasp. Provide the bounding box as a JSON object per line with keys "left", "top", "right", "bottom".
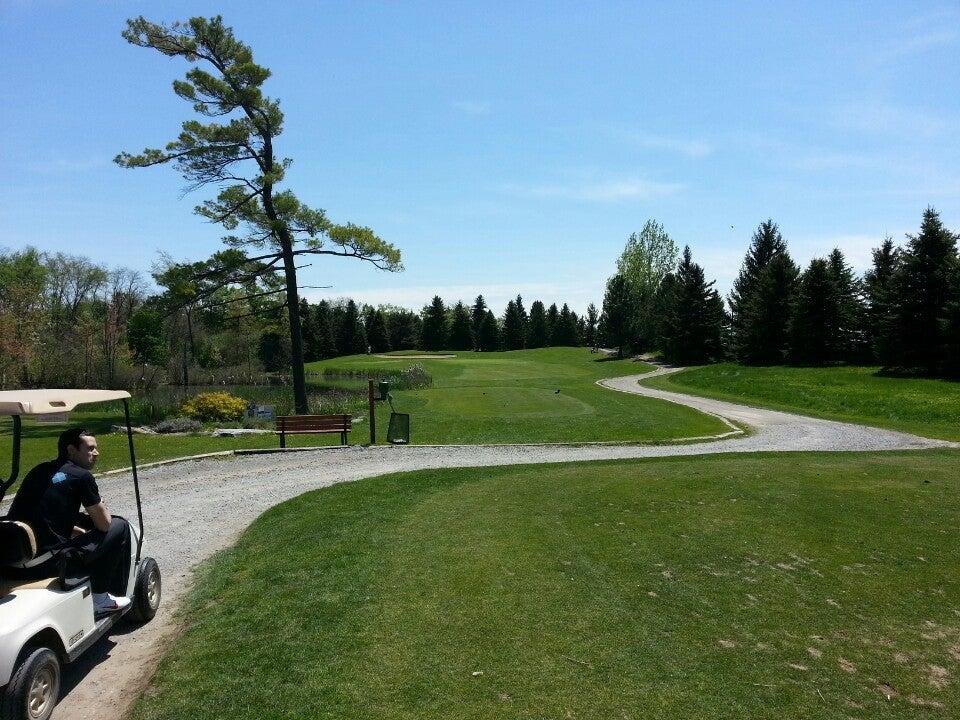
{"left": 0, "top": 389, "right": 131, "bottom": 416}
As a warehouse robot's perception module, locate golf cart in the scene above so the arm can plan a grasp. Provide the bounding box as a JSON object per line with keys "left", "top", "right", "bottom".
{"left": 0, "top": 390, "right": 161, "bottom": 720}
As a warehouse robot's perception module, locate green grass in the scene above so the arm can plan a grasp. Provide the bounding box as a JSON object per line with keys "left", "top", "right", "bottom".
{"left": 0, "top": 349, "right": 725, "bottom": 485}
{"left": 643, "top": 364, "right": 960, "bottom": 441}
{"left": 0, "top": 412, "right": 351, "bottom": 482}
{"left": 308, "top": 347, "right": 726, "bottom": 444}
{"left": 134, "top": 451, "right": 960, "bottom": 719}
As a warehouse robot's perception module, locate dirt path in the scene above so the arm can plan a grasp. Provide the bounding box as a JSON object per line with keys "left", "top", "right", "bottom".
{"left": 51, "top": 367, "right": 955, "bottom": 719}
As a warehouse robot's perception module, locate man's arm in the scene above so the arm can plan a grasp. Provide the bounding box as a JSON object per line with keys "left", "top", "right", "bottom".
{"left": 85, "top": 502, "right": 112, "bottom": 533}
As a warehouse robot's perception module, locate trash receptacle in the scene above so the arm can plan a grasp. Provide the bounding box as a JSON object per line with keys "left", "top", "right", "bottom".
{"left": 387, "top": 412, "right": 410, "bottom": 444}
{"left": 378, "top": 380, "right": 390, "bottom": 401}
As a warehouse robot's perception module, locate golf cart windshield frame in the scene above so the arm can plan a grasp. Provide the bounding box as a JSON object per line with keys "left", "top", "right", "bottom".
{"left": 2, "top": 397, "right": 145, "bottom": 563}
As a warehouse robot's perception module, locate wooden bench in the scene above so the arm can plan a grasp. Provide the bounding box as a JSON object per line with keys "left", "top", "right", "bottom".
{"left": 276, "top": 414, "right": 352, "bottom": 447}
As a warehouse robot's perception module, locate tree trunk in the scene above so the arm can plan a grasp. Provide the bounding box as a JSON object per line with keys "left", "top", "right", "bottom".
{"left": 279, "top": 231, "right": 309, "bottom": 414}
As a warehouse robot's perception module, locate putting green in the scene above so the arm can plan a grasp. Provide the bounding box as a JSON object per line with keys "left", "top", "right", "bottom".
{"left": 309, "top": 348, "right": 729, "bottom": 444}
{"left": 411, "top": 386, "right": 594, "bottom": 418}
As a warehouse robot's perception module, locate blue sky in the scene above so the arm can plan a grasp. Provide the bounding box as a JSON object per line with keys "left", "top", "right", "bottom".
{"left": 2, "top": 1, "right": 958, "bottom": 314}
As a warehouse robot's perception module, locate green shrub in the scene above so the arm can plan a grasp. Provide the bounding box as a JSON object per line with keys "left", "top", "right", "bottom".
{"left": 180, "top": 392, "right": 247, "bottom": 422}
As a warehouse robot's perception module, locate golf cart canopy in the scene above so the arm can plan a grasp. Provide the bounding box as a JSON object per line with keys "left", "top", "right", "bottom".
{"left": 0, "top": 389, "right": 130, "bottom": 416}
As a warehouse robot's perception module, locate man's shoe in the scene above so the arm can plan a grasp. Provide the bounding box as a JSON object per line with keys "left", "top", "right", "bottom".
{"left": 93, "top": 592, "right": 131, "bottom": 614}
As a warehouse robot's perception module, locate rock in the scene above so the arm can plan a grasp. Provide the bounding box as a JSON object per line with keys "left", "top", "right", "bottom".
{"left": 208, "top": 428, "right": 275, "bottom": 437}
{"left": 111, "top": 424, "right": 157, "bottom": 435}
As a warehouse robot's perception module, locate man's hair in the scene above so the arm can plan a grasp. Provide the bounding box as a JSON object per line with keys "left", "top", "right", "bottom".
{"left": 58, "top": 427, "right": 91, "bottom": 459}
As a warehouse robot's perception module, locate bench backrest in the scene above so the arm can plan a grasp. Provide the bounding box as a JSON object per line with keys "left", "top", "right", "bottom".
{"left": 276, "top": 414, "right": 352, "bottom": 432}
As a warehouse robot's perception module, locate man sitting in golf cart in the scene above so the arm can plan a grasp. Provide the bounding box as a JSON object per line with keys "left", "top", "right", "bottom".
{"left": 8, "top": 427, "right": 132, "bottom": 614}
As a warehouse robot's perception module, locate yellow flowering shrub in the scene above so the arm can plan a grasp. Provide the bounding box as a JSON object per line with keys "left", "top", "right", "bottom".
{"left": 180, "top": 391, "right": 247, "bottom": 422}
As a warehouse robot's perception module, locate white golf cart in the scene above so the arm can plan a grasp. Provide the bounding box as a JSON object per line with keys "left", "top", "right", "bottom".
{"left": 0, "top": 390, "right": 161, "bottom": 720}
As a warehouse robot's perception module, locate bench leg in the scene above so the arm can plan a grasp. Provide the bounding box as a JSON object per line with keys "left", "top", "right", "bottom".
{"left": 340, "top": 431, "right": 346, "bottom": 446}
{"left": 280, "top": 431, "right": 286, "bottom": 448}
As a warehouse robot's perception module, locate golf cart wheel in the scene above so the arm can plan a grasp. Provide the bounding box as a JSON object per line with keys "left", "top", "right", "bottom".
{"left": 0, "top": 647, "right": 60, "bottom": 720}
{"left": 129, "top": 556, "right": 161, "bottom": 623}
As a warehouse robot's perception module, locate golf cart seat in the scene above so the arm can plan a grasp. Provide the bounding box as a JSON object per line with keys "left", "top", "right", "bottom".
{"left": 0, "top": 520, "right": 39, "bottom": 566}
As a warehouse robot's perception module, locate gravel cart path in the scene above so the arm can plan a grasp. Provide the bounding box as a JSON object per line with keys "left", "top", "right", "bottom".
{"left": 51, "top": 367, "right": 955, "bottom": 719}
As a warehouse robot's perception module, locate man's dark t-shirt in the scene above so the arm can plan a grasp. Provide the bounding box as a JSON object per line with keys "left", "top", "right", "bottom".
{"left": 8, "top": 458, "right": 61, "bottom": 530}
{"left": 38, "top": 461, "right": 101, "bottom": 547}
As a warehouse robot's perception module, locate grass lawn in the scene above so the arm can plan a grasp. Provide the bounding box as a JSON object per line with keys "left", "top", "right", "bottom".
{"left": 308, "top": 347, "right": 726, "bottom": 444}
{"left": 135, "top": 451, "right": 960, "bottom": 719}
{"left": 641, "top": 364, "right": 960, "bottom": 441}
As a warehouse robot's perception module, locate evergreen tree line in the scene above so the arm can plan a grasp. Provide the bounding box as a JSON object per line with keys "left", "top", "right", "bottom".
{"left": 599, "top": 208, "right": 960, "bottom": 376}
{"left": 298, "top": 294, "right": 603, "bottom": 361}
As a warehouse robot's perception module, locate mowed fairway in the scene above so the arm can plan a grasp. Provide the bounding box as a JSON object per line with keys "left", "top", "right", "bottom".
{"left": 308, "top": 348, "right": 727, "bottom": 444}
{"left": 643, "top": 364, "right": 960, "bottom": 441}
{"left": 134, "top": 451, "right": 960, "bottom": 720}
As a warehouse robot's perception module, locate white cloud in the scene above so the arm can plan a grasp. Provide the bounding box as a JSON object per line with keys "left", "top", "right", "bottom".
{"left": 24, "top": 156, "right": 109, "bottom": 174}
{"left": 832, "top": 102, "right": 952, "bottom": 139}
{"left": 451, "top": 100, "right": 491, "bottom": 116}
{"left": 608, "top": 126, "right": 713, "bottom": 158}
{"left": 503, "top": 177, "right": 683, "bottom": 202}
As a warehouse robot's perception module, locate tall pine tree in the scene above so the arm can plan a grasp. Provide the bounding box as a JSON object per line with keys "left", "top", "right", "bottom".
{"left": 471, "top": 295, "right": 488, "bottom": 350}
{"left": 420, "top": 296, "right": 448, "bottom": 351}
{"left": 827, "top": 248, "right": 866, "bottom": 362}
{"left": 527, "top": 300, "right": 548, "bottom": 348}
{"left": 600, "top": 274, "right": 632, "bottom": 357}
{"left": 546, "top": 303, "right": 560, "bottom": 346}
{"left": 337, "top": 300, "right": 367, "bottom": 355}
{"left": 448, "top": 301, "right": 474, "bottom": 350}
{"left": 477, "top": 310, "right": 500, "bottom": 351}
{"left": 555, "top": 303, "right": 578, "bottom": 346}
{"left": 660, "top": 247, "right": 726, "bottom": 364}
{"left": 787, "top": 258, "right": 839, "bottom": 365}
{"left": 863, "top": 236, "right": 900, "bottom": 365}
{"left": 884, "top": 208, "right": 959, "bottom": 374}
{"left": 366, "top": 308, "right": 391, "bottom": 353}
{"left": 585, "top": 303, "right": 599, "bottom": 349}
{"left": 729, "top": 220, "right": 796, "bottom": 363}
{"left": 502, "top": 299, "right": 525, "bottom": 349}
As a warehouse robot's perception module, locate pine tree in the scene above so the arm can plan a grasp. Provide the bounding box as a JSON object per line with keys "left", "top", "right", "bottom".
{"left": 386, "top": 308, "right": 421, "bottom": 350}
{"left": 527, "top": 300, "right": 548, "bottom": 348}
{"left": 546, "top": 303, "right": 560, "bottom": 346}
{"left": 651, "top": 273, "right": 677, "bottom": 350}
{"left": 787, "top": 258, "right": 839, "bottom": 365}
{"left": 471, "top": 295, "right": 488, "bottom": 349}
{"left": 313, "top": 300, "right": 337, "bottom": 358}
{"left": 448, "top": 301, "right": 474, "bottom": 350}
{"left": 299, "top": 299, "right": 320, "bottom": 362}
{"left": 827, "top": 248, "right": 867, "bottom": 362}
{"left": 660, "top": 247, "right": 726, "bottom": 364}
{"left": 886, "top": 208, "right": 959, "bottom": 374}
{"left": 600, "top": 274, "right": 632, "bottom": 357}
{"left": 420, "top": 296, "right": 448, "bottom": 350}
{"left": 943, "top": 270, "right": 960, "bottom": 377}
{"left": 477, "top": 309, "right": 500, "bottom": 351}
{"left": 502, "top": 300, "right": 525, "bottom": 350}
{"left": 585, "top": 303, "right": 599, "bottom": 348}
{"left": 366, "top": 308, "right": 391, "bottom": 353}
{"left": 337, "top": 299, "right": 367, "bottom": 355}
{"left": 555, "top": 303, "right": 578, "bottom": 346}
{"left": 744, "top": 253, "right": 799, "bottom": 364}
{"left": 863, "top": 237, "right": 900, "bottom": 364}
{"left": 515, "top": 295, "right": 528, "bottom": 343}
{"left": 729, "top": 220, "right": 795, "bottom": 363}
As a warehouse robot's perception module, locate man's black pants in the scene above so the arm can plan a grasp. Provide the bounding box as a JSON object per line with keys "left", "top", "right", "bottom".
{"left": 71, "top": 516, "right": 131, "bottom": 595}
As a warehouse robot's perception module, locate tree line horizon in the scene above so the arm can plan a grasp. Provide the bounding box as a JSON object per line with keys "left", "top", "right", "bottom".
{"left": 3, "top": 206, "right": 957, "bottom": 390}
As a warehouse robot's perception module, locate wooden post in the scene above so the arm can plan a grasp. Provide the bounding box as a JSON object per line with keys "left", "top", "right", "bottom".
{"left": 368, "top": 379, "right": 376, "bottom": 445}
